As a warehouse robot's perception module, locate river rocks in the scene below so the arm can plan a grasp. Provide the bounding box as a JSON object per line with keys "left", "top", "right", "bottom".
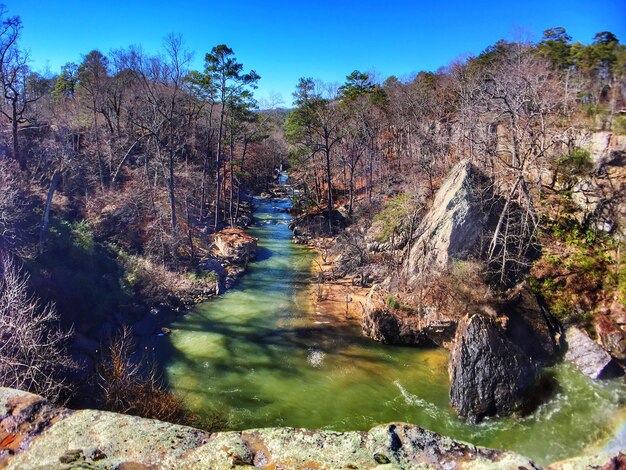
{"left": 361, "top": 289, "right": 457, "bottom": 347}
{"left": 564, "top": 326, "right": 618, "bottom": 379}
{"left": 213, "top": 228, "right": 257, "bottom": 263}
{"left": 404, "top": 161, "right": 490, "bottom": 285}
{"left": 0, "top": 387, "right": 538, "bottom": 469}
{"left": 449, "top": 314, "right": 537, "bottom": 423}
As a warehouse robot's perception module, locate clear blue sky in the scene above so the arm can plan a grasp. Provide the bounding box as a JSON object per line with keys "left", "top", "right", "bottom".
{"left": 4, "top": 0, "right": 625, "bottom": 107}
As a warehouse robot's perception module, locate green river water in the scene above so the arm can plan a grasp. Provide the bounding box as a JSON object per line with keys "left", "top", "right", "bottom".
{"left": 151, "top": 190, "right": 626, "bottom": 465}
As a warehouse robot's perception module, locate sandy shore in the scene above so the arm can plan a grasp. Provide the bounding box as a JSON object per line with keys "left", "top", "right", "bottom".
{"left": 308, "top": 250, "right": 370, "bottom": 326}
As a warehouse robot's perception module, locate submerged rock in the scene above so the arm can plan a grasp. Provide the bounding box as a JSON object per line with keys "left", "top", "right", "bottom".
{"left": 404, "top": 161, "right": 490, "bottom": 285}
{"left": 564, "top": 326, "right": 619, "bottom": 379}
{"left": 449, "top": 314, "right": 537, "bottom": 423}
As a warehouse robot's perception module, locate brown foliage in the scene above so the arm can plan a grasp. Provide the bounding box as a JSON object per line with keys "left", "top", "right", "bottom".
{"left": 411, "top": 260, "right": 501, "bottom": 319}
{"left": 93, "top": 327, "right": 224, "bottom": 430}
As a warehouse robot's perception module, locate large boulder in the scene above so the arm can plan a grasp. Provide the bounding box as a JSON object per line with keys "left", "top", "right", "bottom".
{"left": 213, "top": 228, "right": 257, "bottom": 263}
{"left": 564, "top": 326, "right": 619, "bottom": 379}
{"left": 404, "top": 161, "right": 490, "bottom": 285}
{"left": 361, "top": 289, "right": 457, "bottom": 348}
{"left": 449, "top": 314, "right": 537, "bottom": 423}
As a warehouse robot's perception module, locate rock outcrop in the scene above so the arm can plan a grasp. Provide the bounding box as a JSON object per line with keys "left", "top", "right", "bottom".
{"left": 564, "top": 326, "right": 619, "bottom": 379}
{"left": 449, "top": 314, "right": 537, "bottom": 423}
{"left": 0, "top": 387, "right": 538, "bottom": 469}
{"left": 574, "top": 130, "right": 626, "bottom": 170}
{"left": 571, "top": 130, "right": 626, "bottom": 239}
{"left": 213, "top": 228, "right": 257, "bottom": 262}
{"left": 595, "top": 305, "right": 626, "bottom": 361}
{"left": 361, "top": 289, "right": 457, "bottom": 348}
{"left": 404, "top": 161, "right": 490, "bottom": 285}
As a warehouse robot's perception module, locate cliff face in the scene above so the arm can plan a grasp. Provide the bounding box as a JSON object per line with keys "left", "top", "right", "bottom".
{"left": 403, "top": 161, "right": 490, "bottom": 285}
{"left": 0, "top": 388, "right": 538, "bottom": 469}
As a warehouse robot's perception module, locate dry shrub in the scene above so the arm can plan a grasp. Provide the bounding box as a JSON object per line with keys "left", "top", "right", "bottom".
{"left": 118, "top": 252, "right": 214, "bottom": 307}
{"left": 0, "top": 253, "right": 75, "bottom": 403}
{"left": 413, "top": 259, "right": 500, "bottom": 318}
{"left": 93, "top": 327, "right": 224, "bottom": 430}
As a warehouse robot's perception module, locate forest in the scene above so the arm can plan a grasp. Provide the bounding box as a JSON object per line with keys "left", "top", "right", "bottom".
{"left": 0, "top": 0, "right": 625, "bottom": 445}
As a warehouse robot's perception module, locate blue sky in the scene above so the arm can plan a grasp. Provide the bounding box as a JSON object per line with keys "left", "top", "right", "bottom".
{"left": 4, "top": 0, "right": 625, "bottom": 107}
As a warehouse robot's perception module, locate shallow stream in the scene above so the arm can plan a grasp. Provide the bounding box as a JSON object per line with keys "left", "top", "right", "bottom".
{"left": 152, "top": 189, "right": 626, "bottom": 465}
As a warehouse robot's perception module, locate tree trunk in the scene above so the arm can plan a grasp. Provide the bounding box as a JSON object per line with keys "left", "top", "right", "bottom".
{"left": 168, "top": 152, "right": 177, "bottom": 230}
{"left": 11, "top": 103, "right": 22, "bottom": 170}
{"left": 229, "top": 135, "right": 235, "bottom": 226}
{"left": 39, "top": 172, "right": 60, "bottom": 254}
{"left": 325, "top": 146, "right": 333, "bottom": 234}
{"left": 186, "top": 194, "right": 194, "bottom": 263}
{"left": 215, "top": 107, "right": 225, "bottom": 230}
{"left": 348, "top": 164, "right": 355, "bottom": 216}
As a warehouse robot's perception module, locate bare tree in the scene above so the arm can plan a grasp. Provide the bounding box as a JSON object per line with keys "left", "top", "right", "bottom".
{"left": 286, "top": 79, "right": 345, "bottom": 233}
{"left": 0, "top": 9, "right": 40, "bottom": 170}
{"left": 0, "top": 253, "right": 74, "bottom": 402}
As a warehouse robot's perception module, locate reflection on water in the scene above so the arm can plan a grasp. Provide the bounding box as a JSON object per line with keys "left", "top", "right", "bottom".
{"left": 152, "top": 194, "right": 626, "bottom": 465}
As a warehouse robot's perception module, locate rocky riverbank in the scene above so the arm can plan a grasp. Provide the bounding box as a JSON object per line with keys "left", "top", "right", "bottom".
{"left": 6, "top": 386, "right": 625, "bottom": 470}
{"left": 71, "top": 204, "right": 259, "bottom": 373}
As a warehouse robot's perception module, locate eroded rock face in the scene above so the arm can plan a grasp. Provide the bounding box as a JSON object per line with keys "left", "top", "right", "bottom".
{"left": 0, "top": 388, "right": 537, "bottom": 469}
{"left": 564, "top": 326, "right": 618, "bottom": 379}
{"left": 449, "top": 314, "right": 537, "bottom": 423}
{"left": 574, "top": 130, "right": 626, "bottom": 170}
{"left": 213, "top": 228, "right": 257, "bottom": 262}
{"left": 595, "top": 311, "right": 626, "bottom": 361}
{"left": 404, "top": 161, "right": 490, "bottom": 285}
{"left": 361, "top": 289, "right": 457, "bottom": 348}
{"left": 571, "top": 131, "right": 626, "bottom": 240}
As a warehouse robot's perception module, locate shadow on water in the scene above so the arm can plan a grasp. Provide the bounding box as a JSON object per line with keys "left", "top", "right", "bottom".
{"left": 254, "top": 246, "right": 273, "bottom": 262}
{"left": 149, "top": 189, "right": 626, "bottom": 466}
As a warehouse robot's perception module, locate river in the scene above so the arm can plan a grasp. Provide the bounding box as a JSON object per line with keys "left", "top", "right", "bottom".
{"left": 151, "top": 186, "right": 626, "bottom": 466}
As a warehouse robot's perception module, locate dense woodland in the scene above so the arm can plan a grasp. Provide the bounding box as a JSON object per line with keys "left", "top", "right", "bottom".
{"left": 0, "top": 0, "right": 625, "bottom": 425}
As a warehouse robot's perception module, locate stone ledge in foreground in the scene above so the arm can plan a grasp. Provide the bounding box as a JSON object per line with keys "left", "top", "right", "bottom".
{"left": 0, "top": 387, "right": 619, "bottom": 469}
